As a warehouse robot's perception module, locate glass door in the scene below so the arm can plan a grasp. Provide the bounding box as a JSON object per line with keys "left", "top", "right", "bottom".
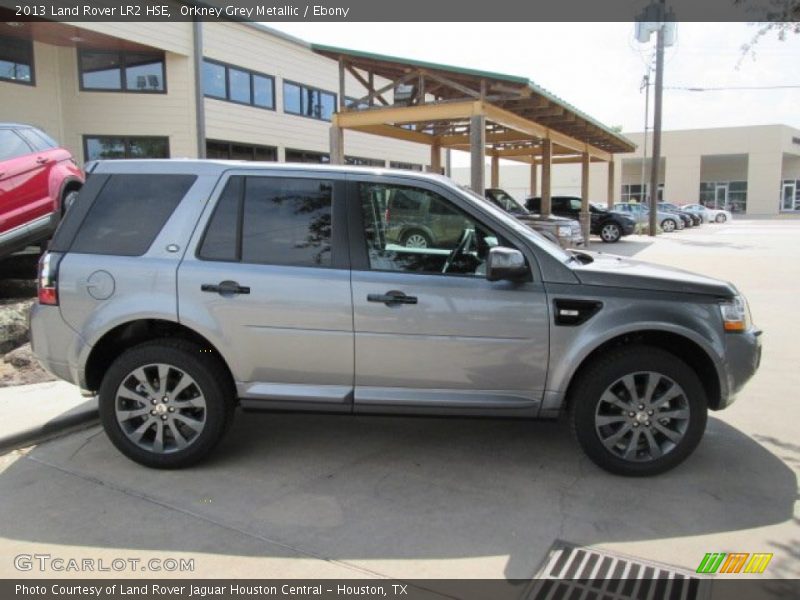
{"left": 714, "top": 183, "right": 728, "bottom": 210}
{"left": 782, "top": 181, "right": 797, "bottom": 212}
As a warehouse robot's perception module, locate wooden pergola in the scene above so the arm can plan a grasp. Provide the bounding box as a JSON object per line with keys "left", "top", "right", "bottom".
{"left": 313, "top": 45, "right": 635, "bottom": 241}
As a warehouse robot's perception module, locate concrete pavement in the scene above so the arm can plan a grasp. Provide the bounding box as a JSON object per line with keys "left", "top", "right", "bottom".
{"left": 0, "top": 220, "right": 798, "bottom": 580}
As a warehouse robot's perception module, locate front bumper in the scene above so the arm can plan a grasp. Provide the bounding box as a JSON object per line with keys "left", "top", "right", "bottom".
{"left": 718, "top": 327, "right": 762, "bottom": 409}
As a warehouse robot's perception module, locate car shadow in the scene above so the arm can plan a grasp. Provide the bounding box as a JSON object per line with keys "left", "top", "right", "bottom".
{"left": 0, "top": 411, "right": 795, "bottom": 578}
{"left": 588, "top": 237, "right": 654, "bottom": 258}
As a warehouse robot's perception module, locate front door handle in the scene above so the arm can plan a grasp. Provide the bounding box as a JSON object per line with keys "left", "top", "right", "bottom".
{"left": 367, "top": 290, "right": 418, "bottom": 306}
{"left": 201, "top": 280, "right": 250, "bottom": 296}
{"left": 36, "top": 156, "right": 51, "bottom": 165}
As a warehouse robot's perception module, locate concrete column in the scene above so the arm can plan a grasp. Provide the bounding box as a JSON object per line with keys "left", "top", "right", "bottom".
{"left": 606, "top": 160, "right": 615, "bottom": 209}
{"left": 430, "top": 142, "right": 441, "bottom": 174}
{"left": 490, "top": 155, "right": 499, "bottom": 188}
{"left": 470, "top": 114, "right": 486, "bottom": 194}
{"left": 541, "top": 139, "right": 552, "bottom": 217}
{"left": 530, "top": 162, "right": 539, "bottom": 197}
{"left": 580, "top": 152, "right": 591, "bottom": 243}
{"left": 329, "top": 123, "right": 344, "bottom": 165}
{"left": 747, "top": 152, "right": 784, "bottom": 216}
{"left": 664, "top": 154, "right": 701, "bottom": 205}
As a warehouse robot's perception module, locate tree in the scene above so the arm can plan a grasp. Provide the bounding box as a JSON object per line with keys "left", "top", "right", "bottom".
{"left": 737, "top": 0, "right": 800, "bottom": 63}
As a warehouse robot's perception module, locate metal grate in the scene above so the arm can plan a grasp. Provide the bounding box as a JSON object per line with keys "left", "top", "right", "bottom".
{"left": 524, "top": 540, "right": 710, "bottom": 600}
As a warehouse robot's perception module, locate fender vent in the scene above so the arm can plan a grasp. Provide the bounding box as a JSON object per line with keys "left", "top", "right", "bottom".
{"left": 554, "top": 299, "right": 602, "bottom": 326}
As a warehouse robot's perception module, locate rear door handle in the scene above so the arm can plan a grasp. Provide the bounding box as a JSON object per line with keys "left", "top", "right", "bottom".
{"left": 367, "top": 290, "right": 418, "bottom": 306}
{"left": 201, "top": 280, "right": 250, "bottom": 296}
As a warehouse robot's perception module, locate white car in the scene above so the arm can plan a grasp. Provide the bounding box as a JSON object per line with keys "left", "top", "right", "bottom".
{"left": 681, "top": 204, "right": 732, "bottom": 224}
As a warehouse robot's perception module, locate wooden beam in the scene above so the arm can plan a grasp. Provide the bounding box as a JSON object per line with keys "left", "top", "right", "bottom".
{"left": 470, "top": 114, "right": 486, "bottom": 194}
{"left": 351, "top": 124, "right": 435, "bottom": 145}
{"left": 530, "top": 163, "right": 539, "bottom": 197}
{"left": 430, "top": 141, "right": 442, "bottom": 173}
{"left": 541, "top": 138, "right": 552, "bottom": 217}
{"left": 338, "top": 57, "right": 346, "bottom": 112}
{"left": 336, "top": 100, "right": 481, "bottom": 128}
{"left": 439, "top": 129, "right": 539, "bottom": 147}
{"left": 607, "top": 160, "right": 616, "bottom": 209}
{"left": 329, "top": 123, "right": 344, "bottom": 165}
{"left": 580, "top": 151, "right": 591, "bottom": 243}
{"left": 353, "top": 69, "right": 418, "bottom": 108}
{"left": 346, "top": 64, "right": 389, "bottom": 106}
{"left": 424, "top": 70, "right": 481, "bottom": 99}
{"left": 491, "top": 155, "right": 499, "bottom": 188}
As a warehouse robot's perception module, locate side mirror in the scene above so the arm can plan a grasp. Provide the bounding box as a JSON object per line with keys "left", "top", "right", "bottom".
{"left": 486, "top": 247, "right": 528, "bottom": 282}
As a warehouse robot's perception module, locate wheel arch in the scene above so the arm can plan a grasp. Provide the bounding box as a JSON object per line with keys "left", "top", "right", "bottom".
{"left": 83, "top": 318, "right": 235, "bottom": 394}
{"left": 57, "top": 176, "right": 83, "bottom": 214}
{"left": 563, "top": 329, "right": 724, "bottom": 412}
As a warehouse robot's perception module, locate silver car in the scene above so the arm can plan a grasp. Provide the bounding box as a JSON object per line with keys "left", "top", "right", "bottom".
{"left": 614, "top": 202, "right": 684, "bottom": 232}
{"left": 31, "top": 161, "right": 761, "bottom": 476}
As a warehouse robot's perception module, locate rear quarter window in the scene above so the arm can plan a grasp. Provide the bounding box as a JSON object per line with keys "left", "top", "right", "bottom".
{"left": 69, "top": 174, "right": 196, "bottom": 256}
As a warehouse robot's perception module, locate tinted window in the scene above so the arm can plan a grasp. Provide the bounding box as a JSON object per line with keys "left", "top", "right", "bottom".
{"left": 205, "top": 139, "right": 277, "bottom": 161}
{"left": 283, "top": 81, "right": 336, "bottom": 121}
{"left": 253, "top": 75, "right": 274, "bottom": 108}
{"left": 241, "top": 177, "right": 332, "bottom": 267}
{"left": 202, "top": 60, "right": 226, "bottom": 98}
{"left": 203, "top": 60, "right": 274, "bottom": 109}
{"left": 285, "top": 149, "right": 330, "bottom": 164}
{"left": 283, "top": 82, "right": 301, "bottom": 113}
{"left": 124, "top": 52, "right": 165, "bottom": 91}
{"left": 85, "top": 136, "right": 169, "bottom": 161}
{"left": 0, "top": 130, "right": 32, "bottom": 160}
{"left": 79, "top": 51, "right": 122, "bottom": 89}
{"left": 71, "top": 174, "right": 196, "bottom": 256}
{"left": 0, "top": 36, "right": 34, "bottom": 84}
{"left": 360, "top": 182, "right": 498, "bottom": 277}
{"left": 199, "top": 176, "right": 242, "bottom": 261}
{"left": 17, "top": 128, "right": 56, "bottom": 151}
{"left": 79, "top": 50, "right": 165, "bottom": 92}
{"left": 229, "top": 67, "right": 250, "bottom": 103}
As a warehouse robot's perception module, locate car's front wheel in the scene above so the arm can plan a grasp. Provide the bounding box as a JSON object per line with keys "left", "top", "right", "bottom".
{"left": 99, "top": 340, "right": 235, "bottom": 469}
{"left": 661, "top": 218, "right": 677, "bottom": 232}
{"left": 570, "top": 346, "right": 707, "bottom": 476}
{"left": 600, "top": 222, "right": 621, "bottom": 243}
{"left": 715, "top": 213, "right": 727, "bottom": 223}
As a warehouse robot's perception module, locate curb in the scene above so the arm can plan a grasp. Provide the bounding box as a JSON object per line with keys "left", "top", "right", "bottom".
{"left": 0, "top": 397, "right": 99, "bottom": 453}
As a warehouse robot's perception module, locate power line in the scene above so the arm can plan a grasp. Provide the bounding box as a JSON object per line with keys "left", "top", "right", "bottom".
{"left": 665, "top": 84, "right": 800, "bottom": 91}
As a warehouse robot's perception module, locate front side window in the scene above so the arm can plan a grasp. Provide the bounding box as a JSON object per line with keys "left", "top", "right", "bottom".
{"left": 79, "top": 50, "right": 165, "bottom": 92}
{"left": 283, "top": 81, "right": 336, "bottom": 121}
{"left": 84, "top": 136, "right": 169, "bottom": 161}
{"left": 359, "top": 182, "right": 499, "bottom": 277}
{"left": 0, "top": 130, "right": 33, "bottom": 160}
{"left": 17, "top": 127, "right": 56, "bottom": 151}
{"left": 0, "top": 36, "right": 34, "bottom": 85}
{"left": 202, "top": 59, "right": 275, "bottom": 109}
{"left": 199, "top": 176, "right": 333, "bottom": 268}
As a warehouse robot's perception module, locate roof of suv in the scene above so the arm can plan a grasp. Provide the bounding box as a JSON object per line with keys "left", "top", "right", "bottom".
{"left": 87, "top": 159, "right": 450, "bottom": 182}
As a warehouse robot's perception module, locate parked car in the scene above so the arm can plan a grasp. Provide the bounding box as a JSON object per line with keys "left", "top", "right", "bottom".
{"left": 682, "top": 203, "right": 732, "bottom": 224}
{"left": 0, "top": 123, "right": 84, "bottom": 258}
{"left": 657, "top": 203, "right": 694, "bottom": 228}
{"left": 525, "top": 195, "right": 636, "bottom": 243}
{"left": 614, "top": 202, "right": 684, "bottom": 232}
{"left": 484, "top": 188, "right": 584, "bottom": 248}
{"left": 31, "top": 161, "right": 761, "bottom": 476}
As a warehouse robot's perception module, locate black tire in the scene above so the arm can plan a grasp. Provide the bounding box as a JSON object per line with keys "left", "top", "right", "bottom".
{"left": 99, "top": 339, "right": 235, "bottom": 469}
{"left": 715, "top": 213, "right": 727, "bottom": 223}
{"left": 62, "top": 190, "right": 80, "bottom": 215}
{"left": 401, "top": 229, "right": 432, "bottom": 248}
{"left": 569, "top": 345, "right": 708, "bottom": 476}
{"left": 599, "top": 222, "right": 621, "bottom": 243}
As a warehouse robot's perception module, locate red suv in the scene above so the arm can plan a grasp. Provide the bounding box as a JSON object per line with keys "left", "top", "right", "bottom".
{"left": 0, "top": 123, "right": 84, "bottom": 258}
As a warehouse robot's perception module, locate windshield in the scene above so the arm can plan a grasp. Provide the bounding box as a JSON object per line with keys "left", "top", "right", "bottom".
{"left": 457, "top": 185, "right": 572, "bottom": 262}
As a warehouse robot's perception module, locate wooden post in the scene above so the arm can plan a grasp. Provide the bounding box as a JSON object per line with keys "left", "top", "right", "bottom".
{"left": 580, "top": 151, "right": 591, "bottom": 243}
{"left": 541, "top": 139, "right": 552, "bottom": 217}
{"left": 430, "top": 141, "right": 442, "bottom": 174}
{"left": 530, "top": 162, "right": 538, "bottom": 197}
{"left": 368, "top": 72, "right": 374, "bottom": 107}
{"left": 490, "top": 155, "right": 499, "bottom": 188}
{"left": 329, "top": 119, "right": 344, "bottom": 165}
{"left": 338, "top": 58, "right": 346, "bottom": 111}
{"left": 607, "top": 159, "right": 615, "bottom": 210}
{"left": 470, "top": 114, "right": 486, "bottom": 194}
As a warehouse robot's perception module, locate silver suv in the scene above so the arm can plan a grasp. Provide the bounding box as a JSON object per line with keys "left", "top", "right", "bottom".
{"left": 31, "top": 161, "right": 761, "bottom": 476}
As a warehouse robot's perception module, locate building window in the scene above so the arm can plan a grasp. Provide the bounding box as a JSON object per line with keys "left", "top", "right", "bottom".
{"left": 283, "top": 81, "right": 336, "bottom": 121}
{"left": 699, "top": 181, "right": 747, "bottom": 213}
{"left": 0, "top": 36, "right": 34, "bottom": 85}
{"left": 781, "top": 179, "right": 800, "bottom": 212}
{"left": 621, "top": 183, "right": 663, "bottom": 203}
{"left": 345, "top": 156, "right": 385, "bottom": 167}
{"left": 79, "top": 49, "right": 165, "bottom": 92}
{"left": 202, "top": 59, "right": 274, "bottom": 109}
{"left": 389, "top": 161, "right": 423, "bottom": 172}
{"left": 206, "top": 140, "right": 277, "bottom": 161}
{"left": 285, "top": 148, "right": 330, "bottom": 164}
{"left": 84, "top": 135, "right": 169, "bottom": 162}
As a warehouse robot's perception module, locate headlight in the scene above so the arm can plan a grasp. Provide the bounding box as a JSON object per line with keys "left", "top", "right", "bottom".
{"left": 557, "top": 225, "right": 572, "bottom": 237}
{"left": 719, "top": 295, "right": 752, "bottom": 332}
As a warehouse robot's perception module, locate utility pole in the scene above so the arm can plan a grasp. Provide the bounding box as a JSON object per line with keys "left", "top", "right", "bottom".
{"left": 648, "top": 0, "right": 665, "bottom": 237}
{"left": 639, "top": 72, "right": 650, "bottom": 205}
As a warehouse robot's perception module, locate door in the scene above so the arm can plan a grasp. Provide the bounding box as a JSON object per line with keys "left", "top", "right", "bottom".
{"left": 0, "top": 128, "right": 42, "bottom": 237}
{"left": 16, "top": 127, "right": 64, "bottom": 222}
{"left": 178, "top": 172, "right": 354, "bottom": 409}
{"left": 782, "top": 181, "right": 797, "bottom": 212}
{"left": 714, "top": 183, "right": 728, "bottom": 210}
{"left": 349, "top": 177, "right": 550, "bottom": 413}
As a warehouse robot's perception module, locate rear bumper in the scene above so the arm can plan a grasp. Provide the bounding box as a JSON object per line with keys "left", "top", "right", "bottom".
{"left": 29, "top": 302, "right": 84, "bottom": 386}
{"left": 717, "top": 328, "right": 762, "bottom": 409}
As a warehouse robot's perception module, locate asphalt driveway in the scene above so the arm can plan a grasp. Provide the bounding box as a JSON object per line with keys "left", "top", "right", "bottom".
{"left": 1, "top": 219, "right": 798, "bottom": 580}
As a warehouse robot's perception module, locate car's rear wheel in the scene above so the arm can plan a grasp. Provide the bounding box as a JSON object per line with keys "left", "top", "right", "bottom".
{"left": 600, "top": 222, "right": 621, "bottom": 243}
{"left": 99, "top": 340, "right": 235, "bottom": 469}
{"left": 715, "top": 213, "right": 727, "bottom": 223}
{"left": 62, "top": 190, "right": 80, "bottom": 214}
{"left": 570, "top": 346, "right": 707, "bottom": 476}
{"left": 661, "top": 218, "right": 676, "bottom": 232}
{"left": 402, "top": 230, "right": 431, "bottom": 248}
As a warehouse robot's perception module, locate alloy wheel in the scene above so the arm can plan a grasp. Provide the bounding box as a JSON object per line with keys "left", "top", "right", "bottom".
{"left": 404, "top": 233, "right": 429, "bottom": 248}
{"left": 601, "top": 224, "right": 620, "bottom": 242}
{"left": 662, "top": 219, "right": 675, "bottom": 232}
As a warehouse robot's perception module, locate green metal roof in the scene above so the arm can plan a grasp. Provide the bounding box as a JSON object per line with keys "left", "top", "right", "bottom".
{"left": 311, "top": 43, "right": 635, "bottom": 152}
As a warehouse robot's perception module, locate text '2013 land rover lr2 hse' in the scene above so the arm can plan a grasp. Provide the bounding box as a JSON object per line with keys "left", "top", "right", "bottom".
{"left": 31, "top": 161, "right": 761, "bottom": 476}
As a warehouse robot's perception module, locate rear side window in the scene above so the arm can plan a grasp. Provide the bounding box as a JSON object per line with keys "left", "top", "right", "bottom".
{"left": 70, "top": 174, "right": 196, "bottom": 256}
{"left": 198, "top": 176, "right": 333, "bottom": 268}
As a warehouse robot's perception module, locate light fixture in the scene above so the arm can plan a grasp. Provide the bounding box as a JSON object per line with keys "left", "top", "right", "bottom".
{"left": 7, "top": 22, "right": 22, "bottom": 27}
{"left": 69, "top": 36, "right": 85, "bottom": 42}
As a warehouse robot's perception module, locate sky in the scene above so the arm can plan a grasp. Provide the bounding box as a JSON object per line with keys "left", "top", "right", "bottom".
{"left": 265, "top": 22, "right": 800, "bottom": 135}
